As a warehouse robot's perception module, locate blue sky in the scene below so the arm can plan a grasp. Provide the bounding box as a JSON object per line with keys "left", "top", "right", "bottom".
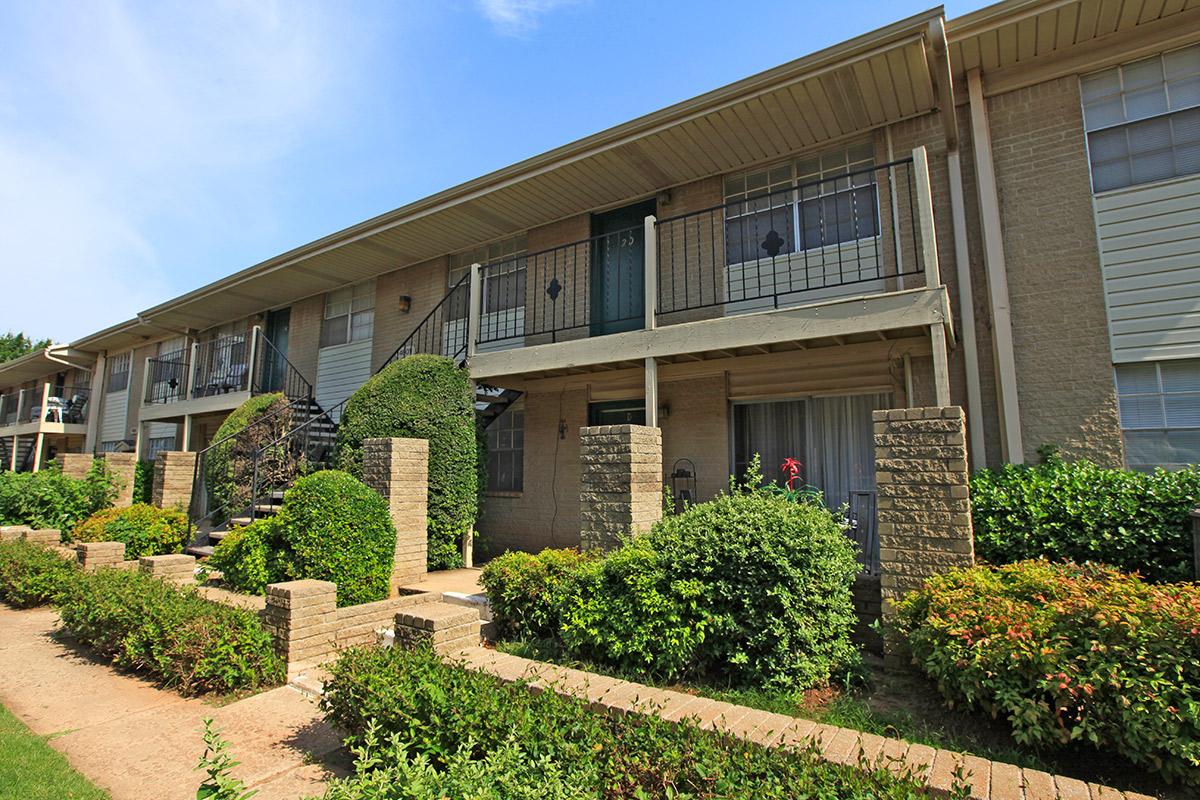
{"left": 0, "top": 0, "right": 989, "bottom": 342}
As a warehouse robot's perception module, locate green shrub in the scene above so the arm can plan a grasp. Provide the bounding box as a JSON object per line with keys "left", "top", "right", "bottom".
{"left": 318, "top": 645, "right": 930, "bottom": 799}
{"left": 56, "top": 568, "right": 283, "bottom": 694}
{"left": 133, "top": 459, "right": 154, "bottom": 504}
{"left": 333, "top": 355, "right": 479, "bottom": 571}
{"left": 970, "top": 454, "right": 1200, "bottom": 582}
{"left": 203, "top": 393, "right": 295, "bottom": 522}
{"left": 0, "top": 541, "right": 78, "bottom": 608}
{"left": 895, "top": 560, "right": 1200, "bottom": 785}
{"left": 72, "top": 503, "right": 191, "bottom": 559}
{"left": 207, "top": 520, "right": 274, "bottom": 595}
{"left": 0, "top": 460, "right": 116, "bottom": 531}
{"left": 479, "top": 548, "right": 595, "bottom": 640}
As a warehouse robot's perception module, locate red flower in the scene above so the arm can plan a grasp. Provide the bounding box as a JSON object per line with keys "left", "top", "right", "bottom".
{"left": 780, "top": 457, "right": 803, "bottom": 489}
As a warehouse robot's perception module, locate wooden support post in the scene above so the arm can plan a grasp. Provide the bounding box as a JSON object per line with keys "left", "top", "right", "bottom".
{"left": 644, "top": 357, "right": 658, "bottom": 428}
{"left": 246, "top": 326, "right": 260, "bottom": 393}
{"left": 947, "top": 149, "right": 988, "bottom": 471}
{"left": 181, "top": 415, "right": 192, "bottom": 451}
{"left": 84, "top": 353, "right": 105, "bottom": 453}
{"left": 912, "top": 146, "right": 941, "bottom": 290}
{"left": 930, "top": 324, "right": 951, "bottom": 407}
{"left": 186, "top": 343, "right": 199, "bottom": 400}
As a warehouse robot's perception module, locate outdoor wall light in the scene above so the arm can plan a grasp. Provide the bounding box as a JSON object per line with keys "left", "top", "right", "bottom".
{"left": 398, "top": 295, "right": 412, "bottom": 314}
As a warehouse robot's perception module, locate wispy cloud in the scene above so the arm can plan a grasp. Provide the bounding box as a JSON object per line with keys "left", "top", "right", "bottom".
{"left": 476, "top": 0, "right": 579, "bottom": 35}
{"left": 0, "top": 0, "right": 363, "bottom": 341}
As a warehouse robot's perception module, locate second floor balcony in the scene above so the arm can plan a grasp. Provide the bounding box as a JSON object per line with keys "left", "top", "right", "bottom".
{"left": 0, "top": 383, "right": 91, "bottom": 434}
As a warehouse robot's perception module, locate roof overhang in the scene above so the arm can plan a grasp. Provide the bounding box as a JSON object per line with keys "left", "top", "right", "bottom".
{"left": 69, "top": 318, "right": 165, "bottom": 355}
{"left": 947, "top": 0, "right": 1200, "bottom": 95}
{"left": 0, "top": 345, "right": 95, "bottom": 386}
{"left": 131, "top": 7, "right": 945, "bottom": 333}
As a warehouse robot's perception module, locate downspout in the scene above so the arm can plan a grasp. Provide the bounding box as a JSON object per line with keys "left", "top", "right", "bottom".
{"left": 926, "top": 19, "right": 988, "bottom": 470}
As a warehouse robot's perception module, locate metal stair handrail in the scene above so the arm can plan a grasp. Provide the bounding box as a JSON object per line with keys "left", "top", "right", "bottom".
{"left": 379, "top": 271, "right": 471, "bottom": 370}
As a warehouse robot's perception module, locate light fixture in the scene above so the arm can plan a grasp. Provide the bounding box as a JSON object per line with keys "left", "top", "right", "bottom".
{"left": 398, "top": 295, "right": 412, "bottom": 314}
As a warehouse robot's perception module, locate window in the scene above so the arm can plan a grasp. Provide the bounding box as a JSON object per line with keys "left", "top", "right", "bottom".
{"left": 98, "top": 441, "right": 122, "bottom": 453}
{"left": 486, "top": 407, "right": 523, "bottom": 492}
{"left": 448, "top": 234, "right": 527, "bottom": 321}
{"left": 145, "top": 436, "right": 175, "bottom": 461}
{"left": 1082, "top": 45, "right": 1200, "bottom": 192}
{"left": 1115, "top": 360, "right": 1200, "bottom": 470}
{"left": 320, "top": 282, "right": 375, "bottom": 348}
{"left": 106, "top": 352, "right": 131, "bottom": 394}
{"left": 723, "top": 142, "right": 878, "bottom": 266}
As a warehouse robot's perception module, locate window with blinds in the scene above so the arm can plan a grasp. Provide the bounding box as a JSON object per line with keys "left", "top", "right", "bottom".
{"left": 106, "top": 352, "right": 131, "bottom": 394}
{"left": 1114, "top": 359, "right": 1200, "bottom": 470}
{"left": 320, "top": 282, "right": 375, "bottom": 348}
{"left": 1081, "top": 45, "right": 1200, "bottom": 193}
{"left": 447, "top": 234, "right": 527, "bottom": 321}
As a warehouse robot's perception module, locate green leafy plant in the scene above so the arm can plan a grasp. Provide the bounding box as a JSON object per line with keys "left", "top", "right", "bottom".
{"left": 196, "top": 718, "right": 257, "bottom": 800}
{"left": 56, "top": 568, "right": 284, "bottom": 694}
{"left": 970, "top": 453, "right": 1200, "bottom": 582}
{"left": 133, "top": 459, "right": 155, "bottom": 504}
{"left": 73, "top": 503, "right": 192, "bottom": 559}
{"left": 895, "top": 559, "right": 1200, "bottom": 785}
{"left": 333, "top": 355, "right": 480, "bottom": 571}
{"left": 0, "top": 540, "right": 78, "bottom": 607}
{"left": 0, "top": 460, "right": 116, "bottom": 532}
{"left": 479, "top": 548, "right": 595, "bottom": 640}
{"left": 203, "top": 393, "right": 296, "bottom": 522}
{"left": 210, "top": 471, "right": 395, "bottom": 607}
{"left": 318, "top": 644, "right": 932, "bottom": 799}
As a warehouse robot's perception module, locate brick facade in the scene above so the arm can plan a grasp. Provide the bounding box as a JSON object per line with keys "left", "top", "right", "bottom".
{"left": 102, "top": 452, "right": 137, "bottom": 508}
{"left": 360, "top": 437, "right": 429, "bottom": 590}
{"left": 151, "top": 450, "right": 197, "bottom": 510}
{"left": 579, "top": 424, "right": 663, "bottom": 551}
{"left": 58, "top": 452, "right": 94, "bottom": 480}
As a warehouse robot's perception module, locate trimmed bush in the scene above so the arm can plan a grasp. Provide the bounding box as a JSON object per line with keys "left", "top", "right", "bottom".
{"left": 133, "top": 459, "right": 154, "bottom": 504}
{"left": 0, "top": 460, "right": 116, "bottom": 532}
{"left": 203, "top": 392, "right": 295, "bottom": 522}
{"left": 318, "top": 645, "right": 931, "bottom": 799}
{"left": 212, "top": 471, "right": 395, "bottom": 607}
{"left": 970, "top": 454, "right": 1200, "bottom": 582}
{"left": 895, "top": 560, "right": 1200, "bottom": 785}
{"left": 478, "top": 548, "right": 594, "bottom": 640}
{"left": 333, "top": 355, "right": 479, "bottom": 570}
{"left": 0, "top": 540, "right": 78, "bottom": 608}
{"left": 57, "top": 568, "right": 283, "bottom": 694}
{"left": 73, "top": 503, "right": 191, "bottom": 559}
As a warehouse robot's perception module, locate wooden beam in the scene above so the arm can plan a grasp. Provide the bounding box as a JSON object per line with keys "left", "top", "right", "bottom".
{"left": 930, "top": 323, "right": 951, "bottom": 407}
{"left": 645, "top": 357, "right": 658, "bottom": 427}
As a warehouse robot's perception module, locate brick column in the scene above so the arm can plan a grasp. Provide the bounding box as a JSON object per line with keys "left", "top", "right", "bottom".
{"left": 579, "top": 424, "right": 662, "bottom": 551}
{"left": 361, "top": 437, "right": 428, "bottom": 590}
{"left": 263, "top": 580, "right": 337, "bottom": 670}
{"left": 152, "top": 451, "right": 197, "bottom": 510}
{"left": 76, "top": 541, "right": 126, "bottom": 570}
{"left": 59, "top": 453, "right": 94, "bottom": 480}
{"left": 874, "top": 407, "right": 974, "bottom": 667}
{"left": 139, "top": 554, "right": 196, "bottom": 581}
{"left": 102, "top": 452, "right": 137, "bottom": 508}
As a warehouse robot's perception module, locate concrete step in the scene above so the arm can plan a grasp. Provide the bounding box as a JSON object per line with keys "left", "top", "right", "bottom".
{"left": 185, "top": 545, "right": 215, "bottom": 558}
{"left": 208, "top": 530, "right": 228, "bottom": 542}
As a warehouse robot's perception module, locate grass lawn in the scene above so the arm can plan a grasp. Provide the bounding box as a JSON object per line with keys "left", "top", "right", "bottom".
{"left": 0, "top": 703, "right": 109, "bottom": 800}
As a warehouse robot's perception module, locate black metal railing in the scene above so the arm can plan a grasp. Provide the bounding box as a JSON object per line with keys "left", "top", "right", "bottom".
{"left": 38, "top": 386, "right": 91, "bottom": 424}
{"left": 475, "top": 225, "right": 644, "bottom": 345}
{"left": 655, "top": 157, "right": 923, "bottom": 320}
{"left": 379, "top": 272, "right": 471, "bottom": 369}
{"left": 0, "top": 394, "right": 18, "bottom": 427}
{"left": 251, "top": 328, "right": 313, "bottom": 403}
{"left": 243, "top": 396, "right": 347, "bottom": 522}
{"left": 191, "top": 333, "right": 251, "bottom": 398}
{"left": 144, "top": 350, "right": 190, "bottom": 405}
{"left": 16, "top": 391, "right": 36, "bottom": 424}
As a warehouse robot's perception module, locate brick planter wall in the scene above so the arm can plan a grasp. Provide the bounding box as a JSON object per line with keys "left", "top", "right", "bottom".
{"left": 58, "top": 453, "right": 94, "bottom": 480}
{"left": 76, "top": 541, "right": 126, "bottom": 571}
{"left": 360, "top": 437, "right": 429, "bottom": 590}
{"left": 102, "top": 452, "right": 137, "bottom": 508}
{"left": 138, "top": 554, "right": 196, "bottom": 581}
{"left": 152, "top": 451, "right": 197, "bottom": 510}
{"left": 579, "top": 425, "right": 662, "bottom": 551}
{"left": 262, "top": 580, "right": 337, "bottom": 671}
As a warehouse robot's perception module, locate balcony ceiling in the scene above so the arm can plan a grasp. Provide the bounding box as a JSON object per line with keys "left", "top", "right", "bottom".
{"left": 130, "top": 7, "right": 943, "bottom": 335}
{"left": 0, "top": 346, "right": 94, "bottom": 386}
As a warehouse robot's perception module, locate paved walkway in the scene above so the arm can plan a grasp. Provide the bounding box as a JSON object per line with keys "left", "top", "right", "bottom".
{"left": 0, "top": 605, "right": 347, "bottom": 800}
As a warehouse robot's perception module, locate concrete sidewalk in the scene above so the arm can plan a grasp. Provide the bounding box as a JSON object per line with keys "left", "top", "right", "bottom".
{"left": 0, "top": 605, "right": 348, "bottom": 800}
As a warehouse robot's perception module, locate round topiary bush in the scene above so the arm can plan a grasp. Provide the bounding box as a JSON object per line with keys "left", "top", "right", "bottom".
{"left": 333, "top": 355, "right": 480, "bottom": 570}
{"left": 73, "top": 503, "right": 192, "bottom": 559}
{"left": 269, "top": 470, "right": 397, "bottom": 606}
{"left": 207, "top": 519, "right": 274, "bottom": 595}
{"left": 203, "top": 392, "right": 294, "bottom": 522}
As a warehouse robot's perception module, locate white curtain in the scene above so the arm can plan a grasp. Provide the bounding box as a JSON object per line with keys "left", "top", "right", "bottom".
{"left": 733, "top": 400, "right": 805, "bottom": 485}
{"left": 804, "top": 393, "right": 890, "bottom": 511}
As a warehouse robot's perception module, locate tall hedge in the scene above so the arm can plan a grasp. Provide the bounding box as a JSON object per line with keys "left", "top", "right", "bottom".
{"left": 333, "top": 355, "right": 480, "bottom": 570}
{"left": 0, "top": 460, "right": 116, "bottom": 532}
{"left": 203, "top": 392, "right": 293, "bottom": 522}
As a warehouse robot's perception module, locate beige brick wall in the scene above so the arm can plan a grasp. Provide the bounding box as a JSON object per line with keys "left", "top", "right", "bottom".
{"left": 372, "top": 257, "right": 450, "bottom": 369}
{"left": 287, "top": 294, "right": 324, "bottom": 387}
{"left": 152, "top": 450, "right": 197, "bottom": 510}
{"left": 659, "top": 375, "right": 728, "bottom": 505}
{"left": 986, "top": 77, "right": 1123, "bottom": 466}
{"left": 579, "top": 424, "right": 662, "bottom": 551}
{"left": 522, "top": 214, "right": 592, "bottom": 347}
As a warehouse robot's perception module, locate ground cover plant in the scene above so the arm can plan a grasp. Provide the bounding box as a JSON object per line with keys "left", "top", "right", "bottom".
{"left": 0, "top": 540, "right": 78, "bottom": 607}
{"left": 317, "top": 644, "right": 938, "bottom": 800}
{"left": 333, "top": 355, "right": 480, "bottom": 570}
{"left": 73, "top": 503, "right": 191, "bottom": 559}
{"left": 208, "top": 469, "right": 396, "bottom": 606}
{"left": 0, "top": 460, "right": 116, "bottom": 532}
{"left": 56, "top": 567, "right": 284, "bottom": 695}
{"left": 970, "top": 449, "right": 1200, "bottom": 582}
{"left": 0, "top": 702, "right": 110, "bottom": 800}
{"left": 896, "top": 559, "right": 1200, "bottom": 786}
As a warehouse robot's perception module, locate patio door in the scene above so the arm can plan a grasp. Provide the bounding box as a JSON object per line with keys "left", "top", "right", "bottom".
{"left": 263, "top": 308, "right": 291, "bottom": 393}
{"left": 590, "top": 199, "right": 655, "bottom": 336}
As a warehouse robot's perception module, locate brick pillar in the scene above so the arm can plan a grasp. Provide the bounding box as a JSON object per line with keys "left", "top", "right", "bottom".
{"left": 579, "top": 424, "right": 662, "bottom": 551}
{"left": 139, "top": 554, "right": 196, "bottom": 581}
{"left": 874, "top": 406, "right": 974, "bottom": 667}
{"left": 361, "top": 437, "right": 429, "bottom": 590}
{"left": 59, "top": 453, "right": 94, "bottom": 480}
{"left": 102, "top": 452, "right": 137, "bottom": 508}
{"left": 152, "top": 451, "right": 197, "bottom": 510}
{"left": 263, "top": 580, "right": 337, "bottom": 670}
{"left": 76, "top": 541, "right": 126, "bottom": 570}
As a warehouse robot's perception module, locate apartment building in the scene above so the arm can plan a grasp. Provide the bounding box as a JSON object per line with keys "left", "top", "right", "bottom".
{"left": 3, "top": 0, "right": 1197, "bottom": 561}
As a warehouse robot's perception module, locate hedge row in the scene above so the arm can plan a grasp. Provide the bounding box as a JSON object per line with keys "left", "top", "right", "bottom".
{"left": 72, "top": 503, "right": 191, "bottom": 560}
{"left": 0, "top": 461, "right": 116, "bottom": 532}
{"left": 0, "top": 540, "right": 77, "bottom": 608}
{"left": 317, "top": 645, "right": 932, "bottom": 799}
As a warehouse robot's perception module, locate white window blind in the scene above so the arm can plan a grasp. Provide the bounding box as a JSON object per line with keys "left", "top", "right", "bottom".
{"left": 1115, "top": 359, "right": 1200, "bottom": 470}
{"left": 321, "top": 282, "right": 375, "bottom": 348}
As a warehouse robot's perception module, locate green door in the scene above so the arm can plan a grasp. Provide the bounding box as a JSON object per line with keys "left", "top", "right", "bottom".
{"left": 590, "top": 199, "right": 655, "bottom": 336}
{"left": 263, "top": 308, "right": 291, "bottom": 393}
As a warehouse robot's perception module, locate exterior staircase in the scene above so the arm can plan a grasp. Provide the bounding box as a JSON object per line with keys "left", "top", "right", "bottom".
{"left": 0, "top": 436, "right": 35, "bottom": 472}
